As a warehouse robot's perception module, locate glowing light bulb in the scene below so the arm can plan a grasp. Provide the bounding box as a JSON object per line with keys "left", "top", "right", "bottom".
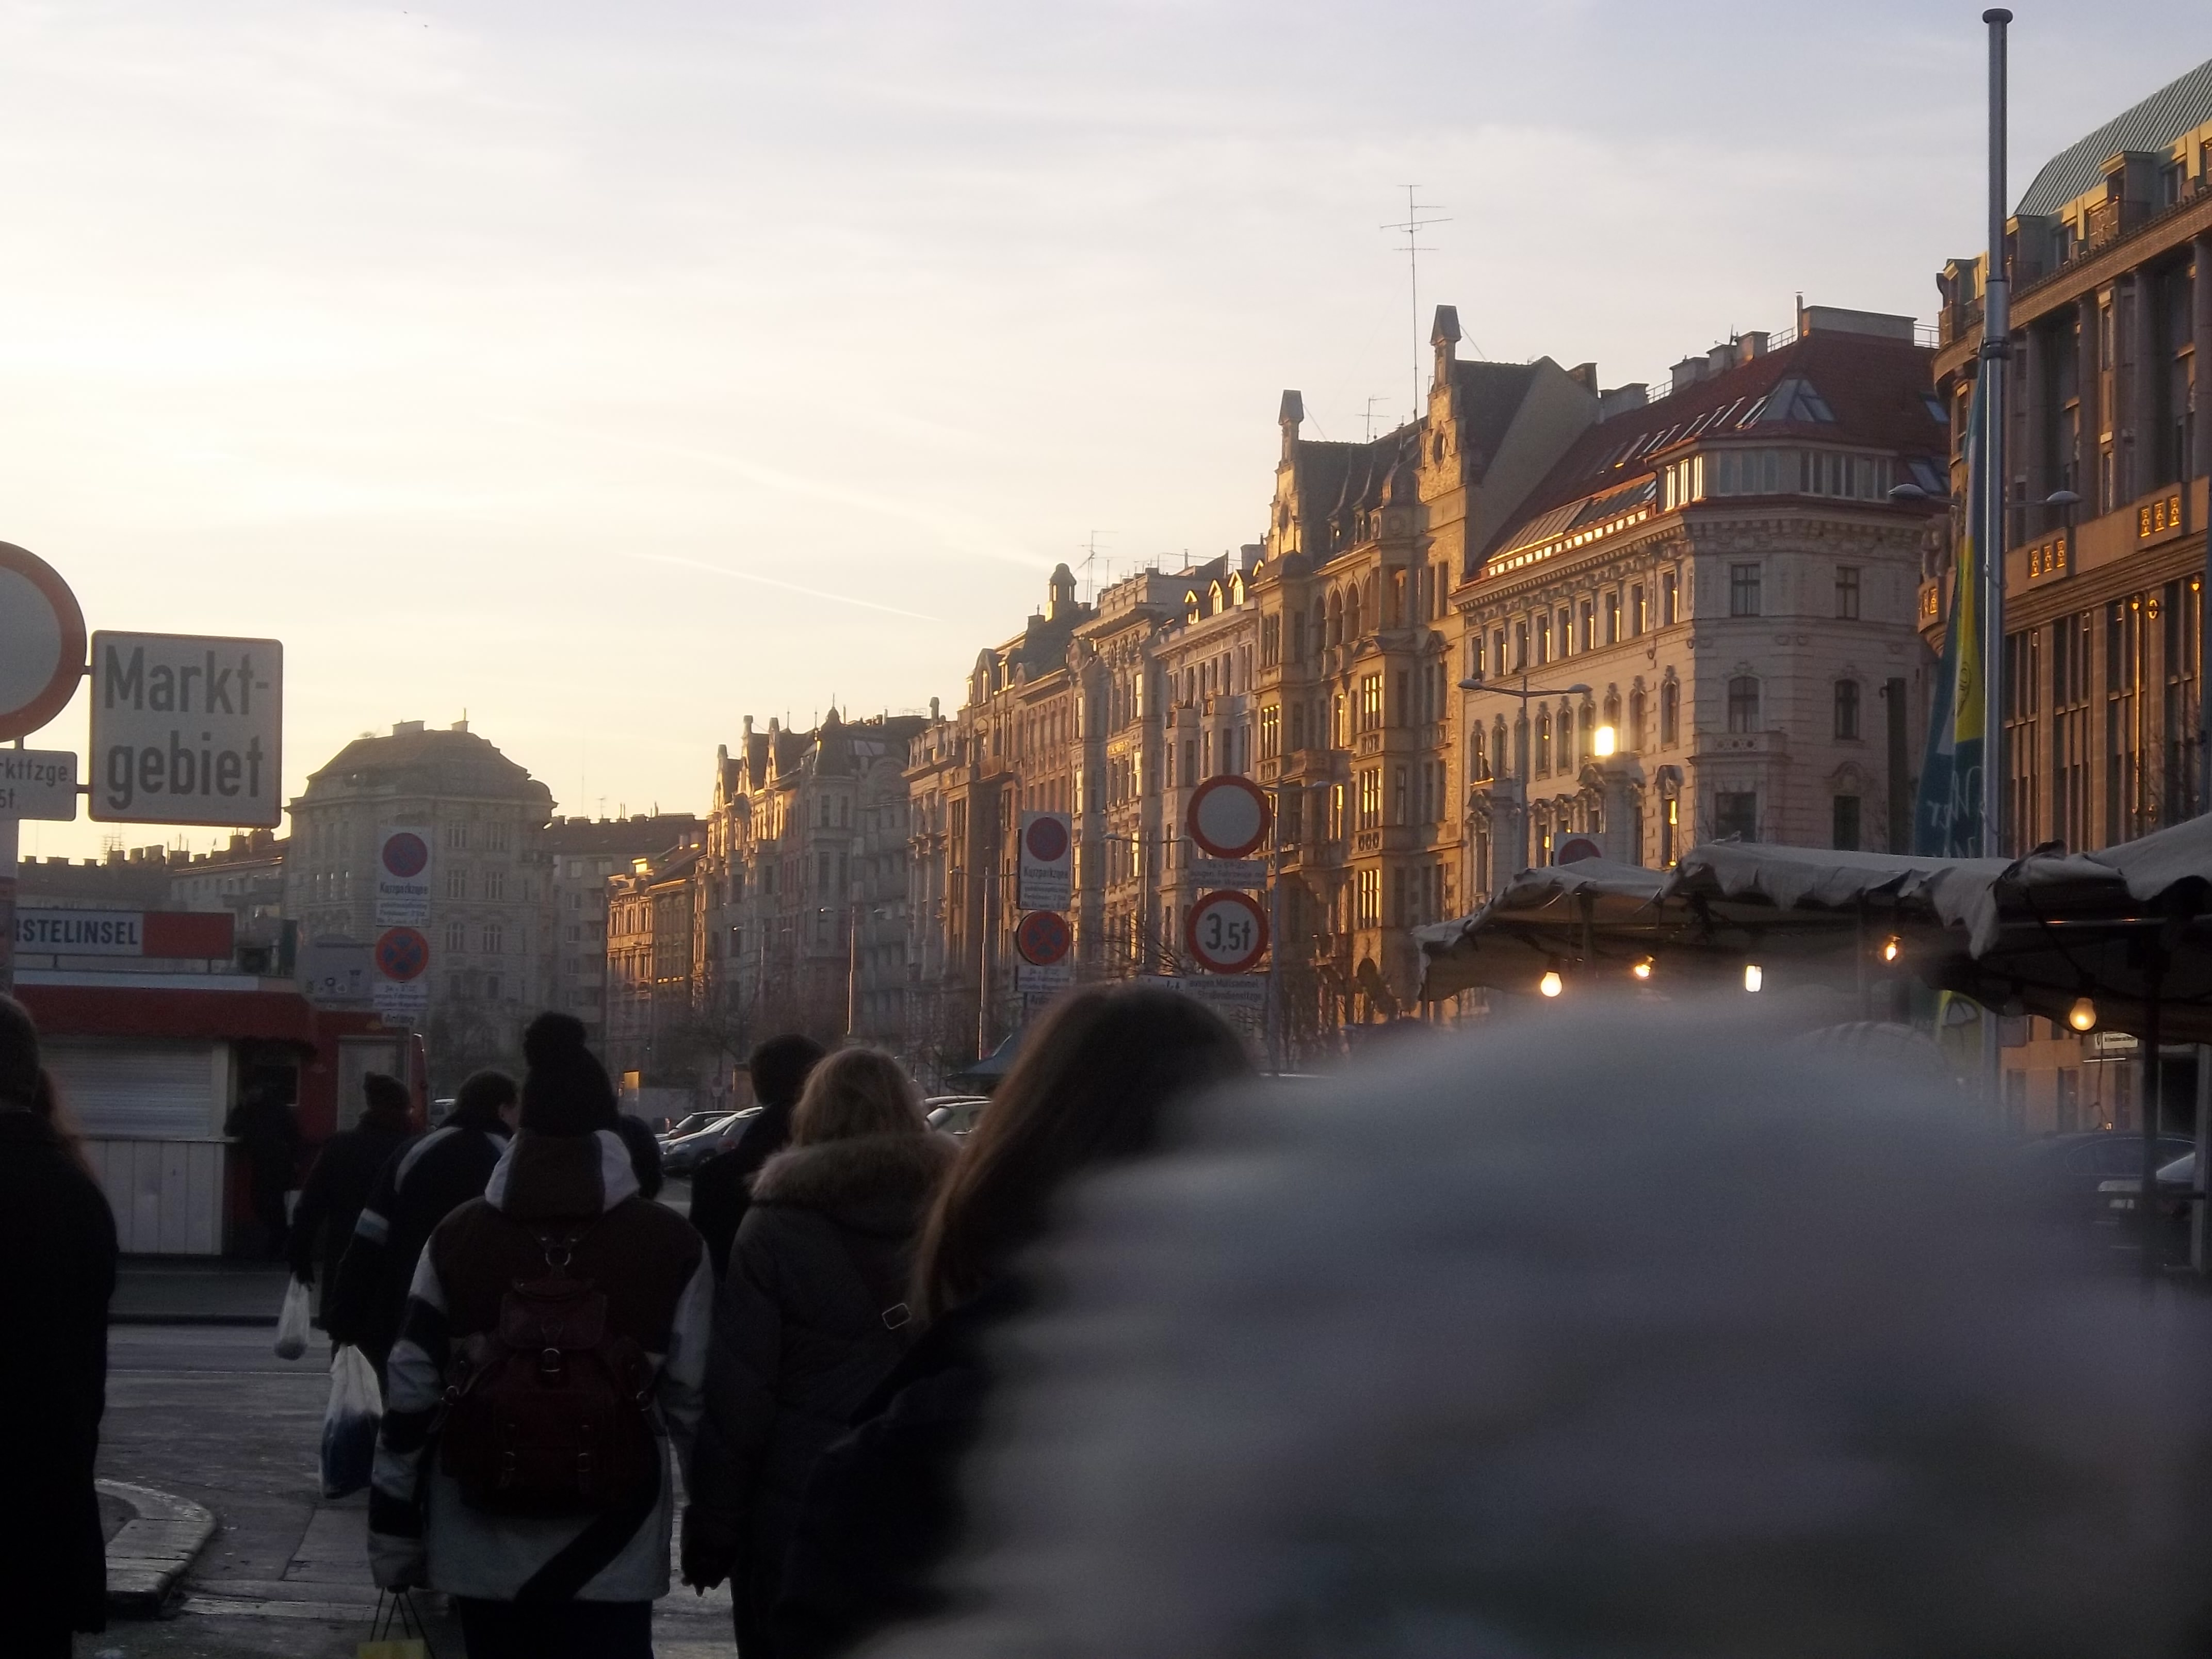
{"left": 1593, "top": 725, "right": 1618, "bottom": 758}
{"left": 1744, "top": 963, "right": 1764, "bottom": 993}
{"left": 1882, "top": 936, "right": 1900, "bottom": 963}
{"left": 1539, "top": 969, "right": 1564, "bottom": 998}
{"left": 2067, "top": 995, "right": 2097, "bottom": 1032}
{"left": 1632, "top": 957, "right": 1653, "bottom": 981}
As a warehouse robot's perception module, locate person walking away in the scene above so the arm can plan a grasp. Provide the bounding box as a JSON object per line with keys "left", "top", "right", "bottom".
{"left": 773, "top": 986, "right": 1249, "bottom": 1658}
{"left": 327, "top": 1069, "right": 517, "bottom": 1387}
{"left": 0, "top": 996, "right": 119, "bottom": 1658}
{"left": 691, "top": 1035, "right": 826, "bottom": 1277}
{"left": 683, "top": 1049, "right": 956, "bottom": 1656}
{"left": 288, "top": 1074, "right": 414, "bottom": 1324}
{"left": 369, "top": 1012, "right": 711, "bottom": 1659}
{"left": 225, "top": 1080, "right": 301, "bottom": 1259}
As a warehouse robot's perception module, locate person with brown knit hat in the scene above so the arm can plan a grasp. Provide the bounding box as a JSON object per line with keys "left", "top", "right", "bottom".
{"left": 369, "top": 1013, "right": 711, "bottom": 1659}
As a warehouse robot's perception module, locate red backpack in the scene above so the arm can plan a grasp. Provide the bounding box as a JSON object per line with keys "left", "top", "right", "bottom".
{"left": 439, "top": 1230, "right": 657, "bottom": 1517}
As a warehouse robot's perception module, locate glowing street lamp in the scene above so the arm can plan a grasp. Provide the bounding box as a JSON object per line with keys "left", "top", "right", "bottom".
{"left": 1593, "top": 724, "right": 1617, "bottom": 758}
{"left": 1744, "top": 963, "right": 1764, "bottom": 994}
{"left": 2067, "top": 995, "right": 2097, "bottom": 1032}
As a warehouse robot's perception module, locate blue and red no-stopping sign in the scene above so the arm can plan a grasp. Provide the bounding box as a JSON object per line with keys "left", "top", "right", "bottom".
{"left": 1016, "top": 910, "right": 1071, "bottom": 967}
{"left": 375, "top": 926, "right": 429, "bottom": 982}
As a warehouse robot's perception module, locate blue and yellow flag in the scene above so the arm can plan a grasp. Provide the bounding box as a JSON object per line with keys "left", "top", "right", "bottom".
{"left": 1914, "top": 374, "right": 1985, "bottom": 857}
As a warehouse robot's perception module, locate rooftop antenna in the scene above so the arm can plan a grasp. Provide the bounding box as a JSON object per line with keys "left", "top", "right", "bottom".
{"left": 1077, "top": 530, "right": 1115, "bottom": 600}
{"left": 1363, "top": 396, "right": 1389, "bottom": 441}
{"left": 1381, "top": 185, "right": 1449, "bottom": 420}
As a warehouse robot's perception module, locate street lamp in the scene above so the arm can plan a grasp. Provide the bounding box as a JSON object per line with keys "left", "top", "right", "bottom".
{"left": 1456, "top": 672, "right": 1593, "bottom": 872}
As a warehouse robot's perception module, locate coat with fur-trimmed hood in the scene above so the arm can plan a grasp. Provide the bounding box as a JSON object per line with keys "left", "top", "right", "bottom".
{"left": 685, "top": 1130, "right": 957, "bottom": 1631}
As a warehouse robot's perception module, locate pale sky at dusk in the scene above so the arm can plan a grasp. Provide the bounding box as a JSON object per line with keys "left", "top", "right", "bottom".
{"left": 6, "top": 0, "right": 2203, "bottom": 858}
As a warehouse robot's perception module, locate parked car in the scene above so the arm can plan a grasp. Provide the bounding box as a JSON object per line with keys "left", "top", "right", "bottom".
{"left": 660, "top": 1111, "right": 749, "bottom": 1177}
{"left": 925, "top": 1096, "right": 989, "bottom": 1137}
{"left": 655, "top": 1110, "right": 723, "bottom": 1147}
{"left": 2015, "top": 1131, "right": 2192, "bottom": 1227}
{"left": 2096, "top": 1148, "right": 2202, "bottom": 1265}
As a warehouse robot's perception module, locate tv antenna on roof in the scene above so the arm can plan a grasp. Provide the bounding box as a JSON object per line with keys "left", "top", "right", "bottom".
{"left": 1077, "top": 530, "right": 1116, "bottom": 600}
{"left": 1363, "top": 396, "right": 1390, "bottom": 442}
{"left": 1381, "top": 186, "right": 1449, "bottom": 421}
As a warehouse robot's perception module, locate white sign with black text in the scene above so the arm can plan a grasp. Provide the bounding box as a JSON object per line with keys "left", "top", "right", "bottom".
{"left": 89, "top": 632, "right": 283, "bottom": 828}
{"left": 0, "top": 748, "right": 79, "bottom": 821}
{"left": 1017, "top": 812, "right": 1074, "bottom": 912}
{"left": 374, "top": 827, "right": 434, "bottom": 926}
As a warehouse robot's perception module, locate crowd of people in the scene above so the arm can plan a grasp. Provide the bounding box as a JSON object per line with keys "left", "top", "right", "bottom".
{"left": 11, "top": 982, "right": 2212, "bottom": 1658}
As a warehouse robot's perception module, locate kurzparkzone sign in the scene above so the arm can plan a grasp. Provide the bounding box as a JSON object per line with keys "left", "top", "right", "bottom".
{"left": 90, "top": 632, "right": 283, "bottom": 828}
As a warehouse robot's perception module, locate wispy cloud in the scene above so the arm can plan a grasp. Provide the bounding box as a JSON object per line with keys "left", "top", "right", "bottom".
{"left": 624, "top": 550, "right": 939, "bottom": 621}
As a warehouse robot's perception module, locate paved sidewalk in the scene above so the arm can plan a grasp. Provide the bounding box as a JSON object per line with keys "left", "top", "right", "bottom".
{"left": 112, "top": 1259, "right": 295, "bottom": 1326}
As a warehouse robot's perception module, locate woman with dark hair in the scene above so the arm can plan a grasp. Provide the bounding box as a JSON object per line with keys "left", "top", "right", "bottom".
{"left": 772, "top": 987, "right": 1249, "bottom": 1658}
{"left": 0, "top": 996, "right": 119, "bottom": 1657}
{"left": 684, "top": 1048, "right": 956, "bottom": 1657}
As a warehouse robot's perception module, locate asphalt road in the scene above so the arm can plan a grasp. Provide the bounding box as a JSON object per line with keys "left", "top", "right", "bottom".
{"left": 94, "top": 1323, "right": 733, "bottom": 1657}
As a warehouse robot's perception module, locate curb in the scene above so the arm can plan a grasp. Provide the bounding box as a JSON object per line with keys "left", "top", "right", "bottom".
{"left": 100, "top": 1478, "right": 217, "bottom": 1616}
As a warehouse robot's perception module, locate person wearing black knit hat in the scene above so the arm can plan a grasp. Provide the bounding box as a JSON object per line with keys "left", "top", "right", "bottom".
{"left": 370, "top": 1011, "right": 711, "bottom": 1659}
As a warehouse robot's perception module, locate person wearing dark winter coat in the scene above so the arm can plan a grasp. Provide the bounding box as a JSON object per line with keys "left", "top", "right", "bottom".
{"left": 288, "top": 1073, "right": 415, "bottom": 1308}
{"left": 327, "top": 1069, "right": 517, "bottom": 1384}
{"left": 224, "top": 1082, "right": 301, "bottom": 1258}
{"left": 0, "top": 996, "right": 119, "bottom": 1659}
{"left": 682, "top": 1048, "right": 955, "bottom": 1658}
{"left": 369, "top": 1013, "right": 711, "bottom": 1659}
{"left": 772, "top": 987, "right": 1250, "bottom": 1659}
{"left": 690, "top": 1034, "right": 825, "bottom": 1278}
{"left": 613, "top": 1113, "right": 665, "bottom": 1199}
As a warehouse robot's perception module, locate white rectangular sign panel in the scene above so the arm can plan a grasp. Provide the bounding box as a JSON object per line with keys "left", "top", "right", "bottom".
{"left": 0, "top": 748, "right": 79, "bottom": 821}
{"left": 1158, "top": 972, "right": 1269, "bottom": 1008}
{"left": 373, "top": 826, "right": 434, "bottom": 926}
{"left": 373, "top": 980, "right": 429, "bottom": 1020}
{"left": 1016, "top": 962, "right": 1074, "bottom": 994}
{"left": 14, "top": 909, "right": 143, "bottom": 955}
{"left": 1191, "top": 857, "right": 1265, "bottom": 889}
{"left": 89, "top": 632, "right": 283, "bottom": 828}
{"left": 1016, "top": 812, "right": 1074, "bottom": 912}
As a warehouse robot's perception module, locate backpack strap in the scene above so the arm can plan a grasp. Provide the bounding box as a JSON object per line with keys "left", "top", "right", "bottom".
{"left": 830, "top": 1224, "right": 913, "bottom": 1332}
{"left": 512, "top": 1428, "right": 663, "bottom": 1607}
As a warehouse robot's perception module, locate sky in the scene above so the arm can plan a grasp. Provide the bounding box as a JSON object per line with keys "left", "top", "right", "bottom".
{"left": 5, "top": 0, "right": 2204, "bottom": 860}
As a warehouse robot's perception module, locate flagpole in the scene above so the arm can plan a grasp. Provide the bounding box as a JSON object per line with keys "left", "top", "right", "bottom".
{"left": 1982, "top": 8, "right": 2011, "bottom": 861}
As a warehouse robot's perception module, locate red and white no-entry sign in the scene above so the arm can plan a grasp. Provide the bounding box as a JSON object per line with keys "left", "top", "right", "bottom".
{"left": 0, "top": 543, "right": 87, "bottom": 741}
{"left": 1184, "top": 889, "right": 1268, "bottom": 974}
{"left": 1186, "top": 775, "right": 1271, "bottom": 859}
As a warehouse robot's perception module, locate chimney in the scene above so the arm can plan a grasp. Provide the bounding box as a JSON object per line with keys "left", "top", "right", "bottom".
{"left": 1670, "top": 357, "right": 1707, "bottom": 396}
{"left": 1736, "top": 331, "right": 1770, "bottom": 364}
{"left": 930, "top": 695, "right": 941, "bottom": 721}
{"left": 1705, "top": 343, "right": 1734, "bottom": 378}
{"left": 1600, "top": 383, "right": 1649, "bottom": 420}
{"left": 392, "top": 719, "right": 425, "bottom": 737}
{"left": 450, "top": 718, "right": 469, "bottom": 733}
{"left": 1565, "top": 362, "right": 1598, "bottom": 395}
{"left": 1278, "top": 389, "right": 1304, "bottom": 460}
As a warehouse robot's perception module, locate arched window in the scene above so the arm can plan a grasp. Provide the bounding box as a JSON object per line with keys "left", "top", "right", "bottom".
{"left": 1660, "top": 680, "right": 1680, "bottom": 746}
{"left": 1495, "top": 716, "right": 1510, "bottom": 778}
{"left": 1471, "top": 726, "right": 1488, "bottom": 782}
{"left": 1327, "top": 591, "right": 1344, "bottom": 645}
{"left": 1347, "top": 583, "right": 1363, "bottom": 641}
{"left": 1833, "top": 678, "right": 1861, "bottom": 740}
{"left": 1603, "top": 691, "right": 1621, "bottom": 729}
{"left": 1630, "top": 689, "right": 1648, "bottom": 751}
{"left": 1728, "top": 675, "right": 1761, "bottom": 734}
{"left": 1536, "top": 710, "right": 1553, "bottom": 777}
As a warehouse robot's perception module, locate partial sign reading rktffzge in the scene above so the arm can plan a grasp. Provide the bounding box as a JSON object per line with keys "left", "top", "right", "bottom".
{"left": 90, "top": 632, "right": 283, "bottom": 827}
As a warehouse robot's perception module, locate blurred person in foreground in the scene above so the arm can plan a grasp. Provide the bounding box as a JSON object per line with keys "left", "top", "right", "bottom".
{"left": 684, "top": 1048, "right": 958, "bottom": 1655}
{"left": 691, "top": 1034, "right": 828, "bottom": 1277}
{"left": 774, "top": 986, "right": 1250, "bottom": 1658}
{"left": 327, "top": 1068, "right": 518, "bottom": 1387}
{"left": 224, "top": 1076, "right": 300, "bottom": 1258}
{"left": 0, "top": 996, "right": 118, "bottom": 1657}
{"left": 856, "top": 1003, "right": 2212, "bottom": 1659}
{"left": 288, "top": 1072, "right": 415, "bottom": 1320}
{"left": 368, "top": 1013, "right": 710, "bottom": 1659}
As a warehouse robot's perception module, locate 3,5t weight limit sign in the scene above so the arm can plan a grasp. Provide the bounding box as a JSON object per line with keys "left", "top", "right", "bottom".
{"left": 90, "top": 632, "right": 283, "bottom": 828}
{"left": 1185, "top": 889, "right": 1268, "bottom": 975}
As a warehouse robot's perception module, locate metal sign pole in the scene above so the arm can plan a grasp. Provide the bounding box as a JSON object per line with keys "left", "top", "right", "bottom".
{"left": 1979, "top": 8, "right": 2012, "bottom": 1116}
{"left": 0, "top": 811, "right": 17, "bottom": 999}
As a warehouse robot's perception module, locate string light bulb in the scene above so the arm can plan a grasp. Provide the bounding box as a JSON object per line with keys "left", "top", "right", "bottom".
{"left": 1539, "top": 968, "right": 1564, "bottom": 998}
{"left": 1632, "top": 956, "right": 1653, "bottom": 981}
{"left": 2067, "top": 995, "right": 2097, "bottom": 1032}
{"left": 1882, "top": 935, "right": 1901, "bottom": 963}
{"left": 1744, "top": 963, "right": 1764, "bottom": 994}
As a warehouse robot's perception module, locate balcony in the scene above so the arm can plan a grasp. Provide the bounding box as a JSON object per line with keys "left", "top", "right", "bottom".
{"left": 1697, "top": 729, "right": 1789, "bottom": 761}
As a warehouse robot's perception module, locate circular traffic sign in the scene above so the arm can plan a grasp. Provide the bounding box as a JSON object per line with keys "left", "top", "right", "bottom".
{"left": 0, "top": 542, "right": 87, "bottom": 741}
{"left": 1023, "top": 814, "right": 1069, "bottom": 865}
{"left": 1186, "top": 774, "right": 1272, "bottom": 859}
{"left": 382, "top": 831, "right": 430, "bottom": 879}
{"left": 1015, "top": 909, "right": 1070, "bottom": 967}
{"left": 375, "top": 926, "right": 430, "bottom": 982}
{"left": 1555, "top": 835, "right": 1603, "bottom": 865}
{"left": 1184, "top": 889, "right": 1268, "bottom": 974}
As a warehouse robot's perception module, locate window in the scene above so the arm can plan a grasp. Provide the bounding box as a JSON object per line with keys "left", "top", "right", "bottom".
{"left": 1727, "top": 676, "right": 1761, "bottom": 733}
{"left": 1662, "top": 571, "right": 1680, "bottom": 625}
{"left": 482, "top": 923, "right": 506, "bottom": 954}
{"left": 1630, "top": 689, "right": 1648, "bottom": 751}
{"left": 1535, "top": 710, "right": 1553, "bottom": 777}
{"left": 1604, "top": 591, "right": 1621, "bottom": 645}
{"left": 1715, "top": 791, "right": 1759, "bottom": 840}
{"left": 1392, "top": 766, "right": 1408, "bottom": 825}
{"left": 1631, "top": 584, "right": 1648, "bottom": 636}
{"left": 1359, "top": 675, "right": 1382, "bottom": 731}
{"left": 484, "top": 822, "right": 511, "bottom": 852}
{"left": 1832, "top": 794, "right": 1862, "bottom": 851}
{"left": 483, "top": 869, "right": 505, "bottom": 902}
{"left": 1579, "top": 599, "right": 1596, "bottom": 652}
{"left": 1356, "top": 868, "right": 1382, "bottom": 929}
{"left": 1468, "top": 631, "right": 1486, "bottom": 681}
{"left": 445, "top": 920, "right": 466, "bottom": 952}
{"left": 1357, "top": 768, "right": 1381, "bottom": 830}
{"left": 1834, "top": 679, "right": 1861, "bottom": 740}
{"left": 1470, "top": 726, "right": 1489, "bottom": 782}
{"left": 443, "top": 822, "right": 469, "bottom": 851}
{"left": 1660, "top": 680, "right": 1680, "bottom": 746}
{"left": 445, "top": 867, "right": 468, "bottom": 900}
{"left": 1259, "top": 705, "right": 1280, "bottom": 761}
{"left": 1535, "top": 614, "right": 1551, "bottom": 665}
{"left": 1514, "top": 621, "right": 1529, "bottom": 671}
{"left": 483, "top": 973, "right": 501, "bottom": 1002}
{"left": 1729, "top": 564, "right": 1762, "bottom": 617}
{"left": 1835, "top": 565, "right": 1861, "bottom": 620}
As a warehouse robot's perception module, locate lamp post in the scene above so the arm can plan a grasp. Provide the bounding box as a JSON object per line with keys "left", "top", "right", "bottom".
{"left": 1457, "top": 673, "right": 1591, "bottom": 872}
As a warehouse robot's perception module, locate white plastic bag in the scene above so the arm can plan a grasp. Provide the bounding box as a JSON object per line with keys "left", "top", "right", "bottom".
{"left": 321, "top": 1344, "right": 383, "bottom": 1499}
{"left": 274, "top": 1277, "right": 312, "bottom": 1361}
